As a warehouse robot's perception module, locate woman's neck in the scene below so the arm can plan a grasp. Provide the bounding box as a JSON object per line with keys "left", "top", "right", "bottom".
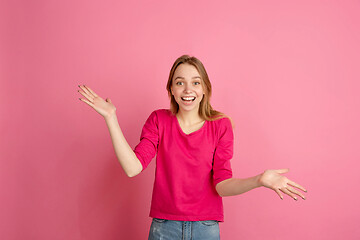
{"left": 176, "top": 109, "right": 204, "bottom": 126}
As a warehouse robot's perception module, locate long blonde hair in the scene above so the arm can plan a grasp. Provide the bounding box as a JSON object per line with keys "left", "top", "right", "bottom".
{"left": 166, "top": 55, "right": 234, "bottom": 128}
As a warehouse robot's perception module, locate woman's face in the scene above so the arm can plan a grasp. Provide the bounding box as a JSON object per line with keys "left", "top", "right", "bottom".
{"left": 171, "top": 63, "right": 205, "bottom": 113}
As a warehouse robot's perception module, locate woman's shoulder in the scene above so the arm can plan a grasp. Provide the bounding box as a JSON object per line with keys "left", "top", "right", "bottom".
{"left": 147, "top": 108, "right": 173, "bottom": 121}
{"left": 151, "top": 108, "right": 172, "bottom": 116}
{"left": 208, "top": 115, "right": 234, "bottom": 129}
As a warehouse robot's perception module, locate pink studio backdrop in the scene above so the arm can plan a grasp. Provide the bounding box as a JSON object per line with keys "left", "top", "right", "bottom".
{"left": 1, "top": 0, "right": 359, "bottom": 239}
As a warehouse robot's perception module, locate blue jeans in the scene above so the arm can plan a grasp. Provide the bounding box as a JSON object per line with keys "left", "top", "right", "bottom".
{"left": 148, "top": 218, "right": 220, "bottom": 240}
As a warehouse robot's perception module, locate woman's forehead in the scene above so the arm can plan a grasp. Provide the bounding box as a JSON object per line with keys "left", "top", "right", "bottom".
{"left": 174, "top": 64, "right": 201, "bottom": 78}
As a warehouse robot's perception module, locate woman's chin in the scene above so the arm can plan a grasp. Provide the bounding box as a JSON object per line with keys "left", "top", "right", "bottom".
{"left": 178, "top": 103, "right": 200, "bottom": 112}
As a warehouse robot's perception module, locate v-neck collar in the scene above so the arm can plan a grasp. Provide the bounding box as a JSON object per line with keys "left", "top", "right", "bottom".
{"left": 174, "top": 114, "right": 207, "bottom": 136}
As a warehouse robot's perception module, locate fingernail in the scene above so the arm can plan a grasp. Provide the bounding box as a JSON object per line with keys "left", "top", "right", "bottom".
{"left": 294, "top": 198, "right": 297, "bottom": 201}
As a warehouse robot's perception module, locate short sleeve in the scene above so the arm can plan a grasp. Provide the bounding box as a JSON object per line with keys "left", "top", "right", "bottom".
{"left": 133, "top": 110, "right": 159, "bottom": 172}
{"left": 213, "top": 117, "right": 234, "bottom": 187}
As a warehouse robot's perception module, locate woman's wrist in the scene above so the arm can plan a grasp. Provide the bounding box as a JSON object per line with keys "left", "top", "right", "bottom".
{"left": 255, "top": 172, "right": 264, "bottom": 188}
{"left": 104, "top": 111, "right": 117, "bottom": 122}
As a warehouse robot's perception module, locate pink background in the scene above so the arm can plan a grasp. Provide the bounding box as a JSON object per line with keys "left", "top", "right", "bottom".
{"left": 1, "top": 0, "right": 359, "bottom": 239}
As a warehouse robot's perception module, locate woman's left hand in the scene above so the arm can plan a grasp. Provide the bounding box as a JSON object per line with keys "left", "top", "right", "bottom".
{"left": 258, "top": 168, "right": 307, "bottom": 201}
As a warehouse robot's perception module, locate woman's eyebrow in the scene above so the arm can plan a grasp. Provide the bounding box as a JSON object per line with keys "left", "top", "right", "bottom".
{"left": 174, "top": 76, "right": 201, "bottom": 80}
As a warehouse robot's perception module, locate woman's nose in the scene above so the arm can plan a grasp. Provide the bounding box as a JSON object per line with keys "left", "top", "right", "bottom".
{"left": 184, "top": 83, "right": 193, "bottom": 92}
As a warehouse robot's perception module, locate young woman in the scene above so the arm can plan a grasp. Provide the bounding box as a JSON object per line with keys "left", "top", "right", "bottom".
{"left": 78, "top": 55, "right": 307, "bottom": 240}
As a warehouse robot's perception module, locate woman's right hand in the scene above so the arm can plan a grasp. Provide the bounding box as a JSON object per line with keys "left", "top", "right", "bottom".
{"left": 77, "top": 85, "right": 116, "bottom": 119}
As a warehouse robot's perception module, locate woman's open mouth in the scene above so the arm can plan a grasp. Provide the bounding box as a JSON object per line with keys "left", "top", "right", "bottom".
{"left": 181, "top": 97, "right": 196, "bottom": 103}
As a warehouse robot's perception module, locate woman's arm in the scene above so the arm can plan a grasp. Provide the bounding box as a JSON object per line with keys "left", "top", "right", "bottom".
{"left": 105, "top": 113, "right": 143, "bottom": 177}
{"left": 215, "top": 175, "right": 262, "bottom": 197}
{"left": 78, "top": 85, "right": 142, "bottom": 178}
{"left": 215, "top": 169, "right": 307, "bottom": 200}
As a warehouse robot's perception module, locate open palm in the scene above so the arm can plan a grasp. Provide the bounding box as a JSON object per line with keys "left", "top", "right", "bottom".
{"left": 77, "top": 85, "right": 116, "bottom": 119}
{"left": 259, "top": 169, "right": 307, "bottom": 200}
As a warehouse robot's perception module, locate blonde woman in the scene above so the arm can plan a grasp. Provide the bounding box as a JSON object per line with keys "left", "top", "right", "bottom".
{"left": 78, "top": 55, "right": 307, "bottom": 240}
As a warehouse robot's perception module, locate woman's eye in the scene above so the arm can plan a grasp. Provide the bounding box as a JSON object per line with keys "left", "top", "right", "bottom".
{"left": 176, "top": 82, "right": 200, "bottom": 85}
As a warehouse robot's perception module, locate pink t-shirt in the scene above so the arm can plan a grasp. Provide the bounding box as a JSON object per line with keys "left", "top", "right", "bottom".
{"left": 133, "top": 109, "right": 234, "bottom": 222}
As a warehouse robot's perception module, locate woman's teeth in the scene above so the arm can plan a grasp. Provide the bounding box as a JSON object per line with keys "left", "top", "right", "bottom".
{"left": 181, "top": 97, "right": 196, "bottom": 102}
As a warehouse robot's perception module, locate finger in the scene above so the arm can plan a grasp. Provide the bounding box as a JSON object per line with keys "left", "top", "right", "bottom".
{"left": 274, "top": 188, "right": 283, "bottom": 200}
{"left": 275, "top": 168, "right": 289, "bottom": 174}
{"left": 83, "top": 85, "right": 98, "bottom": 98}
{"left": 287, "top": 179, "right": 307, "bottom": 193}
{"left": 79, "top": 97, "right": 95, "bottom": 108}
{"left": 286, "top": 185, "right": 306, "bottom": 200}
{"left": 78, "top": 85, "right": 94, "bottom": 100}
{"left": 78, "top": 89, "right": 94, "bottom": 103}
{"left": 280, "top": 187, "right": 298, "bottom": 200}
{"left": 79, "top": 85, "right": 95, "bottom": 99}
